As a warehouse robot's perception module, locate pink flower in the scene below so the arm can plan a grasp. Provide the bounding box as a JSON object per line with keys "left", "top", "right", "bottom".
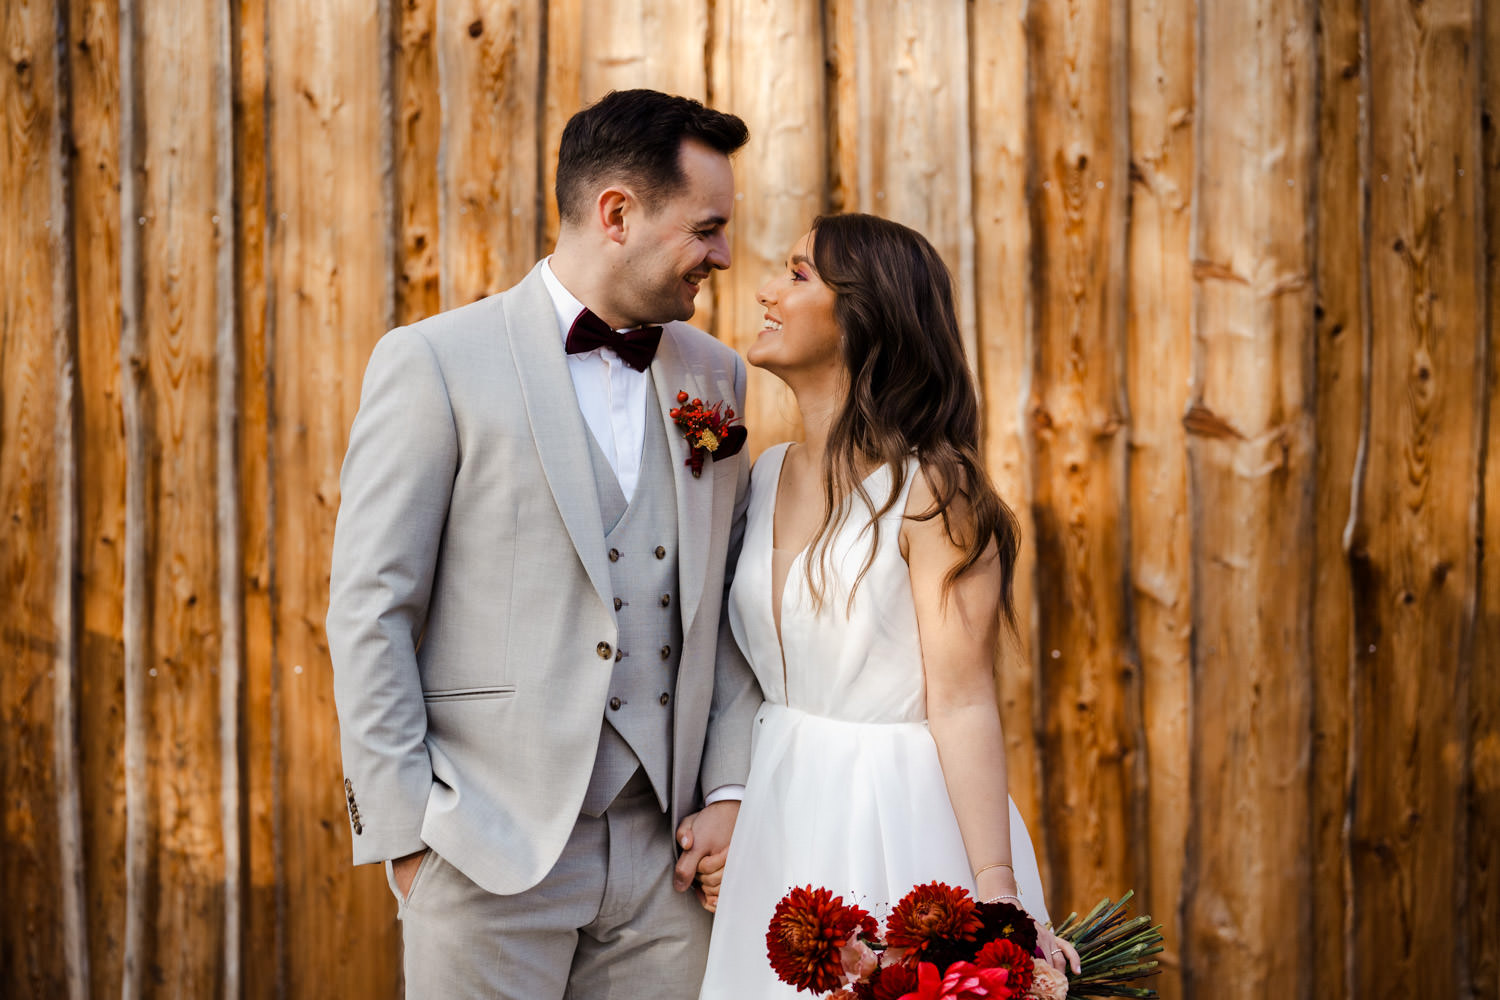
{"left": 898, "top": 960, "right": 1016, "bottom": 1000}
{"left": 841, "top": 940, "right": 881, "bottom": 981}
{"left": 1025, "top": 958, "right": 1069, "bottom": 1000}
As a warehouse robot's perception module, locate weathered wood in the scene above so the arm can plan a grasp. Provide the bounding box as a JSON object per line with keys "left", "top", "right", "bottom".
{"left": 542, "top": 0, "right": 711, "bottom": 326}
{"left": 1473, "top": 2, "right": 1500, "bottom": 992}
{"left": 1125, "top": 1, "right": 1194, "bottom": 993}
{"left": 708, "top": 0, "right": 823, "bottom": 454}
{"left": 0, "top": 0, "right": 74, "bottom": 994}
{"left": 969, "top": 0, "right": 1044, "bottom": 864}
{"left": 1183, "top": 0, "right": 1317, "bottom": 994}
{"left": 1311, "top": 0, "right": 1365, "bottom": 994}
{"left": 67, "top": 0, "right": 128, "bottom": 995}
{"left": 1025, "top": 0, "right": 1142, "bottom": 912}
{"left": 210, "top": 0, "right": 242, "bottom": 993}
{"left": 437, "top": 0, "right": 543, "bottom": 306}
{"left": 396, "top": 0, "right": 442, "bottom": 324}
{"left": 826, "top": 0, "right": 976, "bottom": 363}
{"left": 233, "top": 0, "right": 281, "bottom": 994}
{"left": 266, "top": 0, "right": 402, "bottom": 994}
{"left": 1348, "top": 0, "right": 1486, "bottom": 995}
{"left": 122, "top": 0, "right": 237, "bottom": 993}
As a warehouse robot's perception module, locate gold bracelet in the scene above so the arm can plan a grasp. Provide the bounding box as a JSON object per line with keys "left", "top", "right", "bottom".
{"left": 972, "top": 862, "right": 1015, "bottom": 879}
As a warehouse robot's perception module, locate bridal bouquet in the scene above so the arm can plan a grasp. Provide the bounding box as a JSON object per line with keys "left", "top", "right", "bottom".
{"left": 765, "top": 882, "right": 1162, "bottom": 999}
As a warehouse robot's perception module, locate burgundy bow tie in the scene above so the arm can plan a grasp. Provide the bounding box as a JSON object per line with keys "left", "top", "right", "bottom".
{"left": 565, "top": 308, "right": 662, "bottom": 373}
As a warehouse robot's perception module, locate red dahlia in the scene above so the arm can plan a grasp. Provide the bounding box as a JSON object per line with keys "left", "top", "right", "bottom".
{"left": 766, "top": 886, "right": 877, "bottom": 994}
{"left": 863, "top": 962, "right": 919, "bottom": 1000}
{"left": 884, "top": 882, "right": 983, "bottom": 961}
{"left": 974, "top": 939, "right": 1034, "bottom": 995}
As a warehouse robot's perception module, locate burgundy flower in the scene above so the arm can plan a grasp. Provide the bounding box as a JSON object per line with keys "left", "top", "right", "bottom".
{"left": 767, "top": 886, "right": 877, "bottom": 994}
{"left": 885, "top": 882, "right": 983, "bottom": 962}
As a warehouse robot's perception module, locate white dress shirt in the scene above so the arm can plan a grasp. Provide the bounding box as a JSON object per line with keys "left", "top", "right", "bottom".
{"left": 540, "top": 259, "right": 652, "bottom": 501}
{"left": 540, "top": 259, "right": 742, "bottom": 807}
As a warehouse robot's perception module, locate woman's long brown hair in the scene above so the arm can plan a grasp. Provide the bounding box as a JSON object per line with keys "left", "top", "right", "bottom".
{"left": 802, "top": 213, "right": 1020, "bottom": 625}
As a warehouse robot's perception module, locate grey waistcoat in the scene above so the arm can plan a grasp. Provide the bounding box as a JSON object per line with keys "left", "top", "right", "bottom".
{"left": 579, "top": 386, "right": 683, "bottom": 816}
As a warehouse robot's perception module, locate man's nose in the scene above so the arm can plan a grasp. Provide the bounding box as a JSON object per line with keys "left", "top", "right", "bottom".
{"left": 706, "top": 232, "right": 731, "bottom": 270}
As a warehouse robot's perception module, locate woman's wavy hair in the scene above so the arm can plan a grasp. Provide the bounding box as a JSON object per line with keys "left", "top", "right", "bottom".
{"left": 803, "top": 213, "right": 1020, "bottom": 625}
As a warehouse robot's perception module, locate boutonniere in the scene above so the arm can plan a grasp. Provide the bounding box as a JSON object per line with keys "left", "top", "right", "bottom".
{"left": 669, "top": 390, "right": 748, "bottom": 477}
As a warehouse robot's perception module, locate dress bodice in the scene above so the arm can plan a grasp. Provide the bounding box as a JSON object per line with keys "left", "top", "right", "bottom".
{"left": 728, "top": 444, "right": 926, "bottom": 723}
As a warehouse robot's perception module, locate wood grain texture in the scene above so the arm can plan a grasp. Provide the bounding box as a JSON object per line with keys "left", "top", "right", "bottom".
{"left": 1348, "top": 0, "right": 1485, "bottom": 995}
{"left": 127, "top": 1, "right": 235, "bottom": 991}
{"left": 68, "top": 1, "right": 128, "bottom": 995}
{"left": 0, "top": 0, "right": 70, "bottom": 994}
{"left": 1125, "top": 1, "right": 1194, "bottom": 993}
{"left": 1311, "top": 0, "right": 1365, "bottom": 994}
{"left": 969, "top": 0, "right": 1044, "bottom": 856}
{"left": 827, "top": 0, "right": 976, "bottom": 362}
{"left": 1184, "top": 0, "right": 1318, "bottom": 994}
{"left": 396, "top": 0, "right": 442, "bottom": 325}
{"left": 437, "top": 0, "right": 543, "bottom": 306}
{"left": 1473, "top": 1, "right": 1500, "bottom": 991}
{"left": 233, "top": 0, "right": 281, "bottom": 994}
{"left": 1025, "top": 0, "right": 1142, "bottom": 913}
{"left": 708, "top": 0, "right": 824, "bottom": 454}
{"left": 266, "top": 1, "right": 401, "bottom": 994}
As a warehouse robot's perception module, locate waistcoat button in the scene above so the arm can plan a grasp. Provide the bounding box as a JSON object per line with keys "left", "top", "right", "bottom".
{"left": 609, "top": 548, "right": 621, "bottom": 562}
{"left": 596, "top": 641, "right": 612, "bottom": 659}
{"left": 614, "top": 597, "right": 623, "bottom": 611}
{"left": 660, "top": 593, "right": 671, "bottom": 607}
{"left": 609, "top": 697, "right": 623, "bottom": 711}
{"left": 659, "top": 693, "right": 670, "bottom": 706}
{"left": 654, "top": 545, "right": 666, "bottom": 559}
{"left": 660, "top": 645, "right": 671, "bottom": 660}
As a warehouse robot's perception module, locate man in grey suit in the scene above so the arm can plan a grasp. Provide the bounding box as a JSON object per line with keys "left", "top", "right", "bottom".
{"left": 327, "top": 89, "right": 762, "bottom": 999}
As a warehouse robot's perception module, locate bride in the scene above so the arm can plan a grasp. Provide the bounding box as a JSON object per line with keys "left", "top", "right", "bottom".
{"left": 691, "top": 214, "right": 1079, "bottom": 997}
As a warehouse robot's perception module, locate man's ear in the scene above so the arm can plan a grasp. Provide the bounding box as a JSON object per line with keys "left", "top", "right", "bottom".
{"left": 596, "top": 187, "right": 632, "bottom": 245}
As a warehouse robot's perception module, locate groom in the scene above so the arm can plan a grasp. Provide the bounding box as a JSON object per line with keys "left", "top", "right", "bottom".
{"left": 326, "top": 89, "right": 762, "bottom": 998}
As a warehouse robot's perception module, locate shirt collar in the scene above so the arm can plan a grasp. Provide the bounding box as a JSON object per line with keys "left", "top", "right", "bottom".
{"left": 539, "top": 256, "right": 589, "bottom": 349}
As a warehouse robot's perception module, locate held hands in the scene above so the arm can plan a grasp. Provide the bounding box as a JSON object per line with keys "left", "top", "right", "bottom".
{"left": 673, "top": 800, "right": 740, "bottom": 912}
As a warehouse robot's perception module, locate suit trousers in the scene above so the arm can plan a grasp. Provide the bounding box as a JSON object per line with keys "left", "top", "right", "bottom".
{"left": 389, "top": 778, "right": 712, "bottom": 999}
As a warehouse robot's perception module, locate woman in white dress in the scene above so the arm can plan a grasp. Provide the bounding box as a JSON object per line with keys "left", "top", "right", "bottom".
{"left": 693, "top": 214, "right": 1080, "bottom": 998}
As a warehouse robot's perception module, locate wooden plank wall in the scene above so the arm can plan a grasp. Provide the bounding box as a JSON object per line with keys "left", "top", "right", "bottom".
{"left": 1, "top": 1, "right": 1495, "bottom": 997}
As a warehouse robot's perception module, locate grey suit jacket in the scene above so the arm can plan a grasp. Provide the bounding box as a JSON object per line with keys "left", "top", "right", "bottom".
{"left": 326, "top": 263, "right": 762, "bottom": 895}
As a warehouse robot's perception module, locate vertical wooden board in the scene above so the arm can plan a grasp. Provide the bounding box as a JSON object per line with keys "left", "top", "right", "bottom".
{"left": 1025, "top": 0, "right": 1141, "bottom": 912}
{"left": 266, "top": 1, "right": 401, "bottom": 995}
{"left": 826, "top": 0, "right": 976, "bottom": 361}
{"left": 1349, "top": 0, "right": 1485, "bottom": 995}
{"left": 1310, "top": 0, "right": 1364, "bottom": 994}
{"left": 1125, "top": 0, "right": 1194, "bottom": 992}
{"left": 396, "top": 0, "right": 442, "bottom": 325}
{"left": 127, "top": 1, "right": 234, "bottom": 992}
{"left": 969, "top": 0, "right": 1044, "bottom": 846}
{"left": 1184, "top": 0, "right": 1317, "bottom": 994}
{"left": 708, "top": 0, "right": 824, "bottom": 454}
{"left": 0, "top": 0, "right": 68, "bottom": 994}
{"left": 234, "top": 0, "right": 280, "bottom": 994}
{"left": 542, "top": 1, "right": 712, "bottom": 327}
{"left": 1473, "top": 4, "right": 1500, "bottom": 993}
{"left": 68, "top": 0, "right": 129, "bottom": 995}
{"left": 437, "top": 0, "right": 543, "bottom": 306}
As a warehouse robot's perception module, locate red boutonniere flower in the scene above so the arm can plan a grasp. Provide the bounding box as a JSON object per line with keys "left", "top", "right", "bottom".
{"left": 669, "top": 390, "right": 747, "bottom": 477}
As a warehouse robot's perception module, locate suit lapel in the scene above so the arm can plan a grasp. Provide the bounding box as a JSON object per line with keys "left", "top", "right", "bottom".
{"left": 503, "top": 265, "right": 613, "bottom": 611}
{"left": 651, "top": 329, "right": 713, "bottom": 639}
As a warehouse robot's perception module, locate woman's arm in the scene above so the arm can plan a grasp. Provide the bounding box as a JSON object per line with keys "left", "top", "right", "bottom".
{"left": 903, "top": 469, "right": 1080, "bottom": 973}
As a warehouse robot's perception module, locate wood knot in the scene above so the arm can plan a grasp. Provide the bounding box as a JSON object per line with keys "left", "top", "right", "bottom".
{"left": 468, "top": 19, "right": 484, "bottom": 37}
{"left": 1393, "top": 238, "right": 1406, "bottom": 254}
{"left": 1182, "top": 405, "right": 1244, "bottom": 440}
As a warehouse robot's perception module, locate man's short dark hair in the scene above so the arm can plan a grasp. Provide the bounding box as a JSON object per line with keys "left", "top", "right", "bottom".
{"left": 555, "top": 89, "right": 749, "bottom": 224}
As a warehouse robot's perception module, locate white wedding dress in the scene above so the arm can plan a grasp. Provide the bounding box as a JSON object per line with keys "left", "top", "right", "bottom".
{"left": 698, "top": 444, "right": 1049, "bottom": 999}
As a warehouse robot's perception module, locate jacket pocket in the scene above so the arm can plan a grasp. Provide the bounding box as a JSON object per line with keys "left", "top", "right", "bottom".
{"left": 422, "top": 685, "right": 517, "bottom": 703}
